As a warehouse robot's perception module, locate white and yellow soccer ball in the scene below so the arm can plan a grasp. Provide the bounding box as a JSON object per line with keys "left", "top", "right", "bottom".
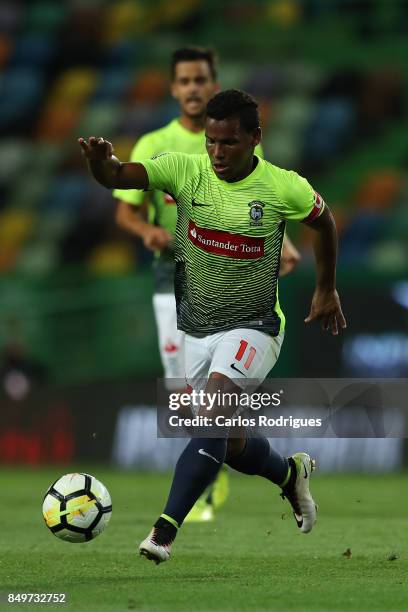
{"left": 42, "top": 473, "right": 112, "bottom": 543}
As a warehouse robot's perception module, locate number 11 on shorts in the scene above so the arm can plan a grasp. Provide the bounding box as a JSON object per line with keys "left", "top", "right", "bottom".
{"left": 235, "top": 340, "right": 256, "bottom": 370}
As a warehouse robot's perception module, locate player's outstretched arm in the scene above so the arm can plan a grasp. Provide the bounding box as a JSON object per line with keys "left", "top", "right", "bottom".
{"left": 78, "top": 137, "right": 149, "bottom": 190}
{"left": 304, "top": 206, "right": 347, "bottom": 336}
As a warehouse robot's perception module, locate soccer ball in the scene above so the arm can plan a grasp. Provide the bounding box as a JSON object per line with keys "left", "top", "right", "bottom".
{"left": 42, "top": 473, "right": 112, "bottom": 543}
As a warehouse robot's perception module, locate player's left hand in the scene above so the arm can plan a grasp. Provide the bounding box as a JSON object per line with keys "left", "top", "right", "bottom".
{"left": 78, "top": 136, "right": 114, "bottom": 161}
{"left": 304, "top": 288, "right": 347, "bottom": 335}
{"left": 279, "top": 236, "right": 301, "bottom": 277}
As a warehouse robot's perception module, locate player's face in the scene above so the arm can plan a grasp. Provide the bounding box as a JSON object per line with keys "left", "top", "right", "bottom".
{"left": 171, "top": 61, "right": 219, "bottom": 119}
{"left": 205, "top": 117, "right": 261, "bottom": 182}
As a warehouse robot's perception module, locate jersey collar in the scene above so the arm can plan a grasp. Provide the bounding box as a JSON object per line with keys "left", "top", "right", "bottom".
{"left": 212, "top": 155, "right": 264, "bottom": 189}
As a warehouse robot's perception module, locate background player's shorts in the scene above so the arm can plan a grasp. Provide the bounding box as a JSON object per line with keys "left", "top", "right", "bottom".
{"left": 185, "top": 328, "right": 284, "bottom": 405}
{"left": 152, "top": 293, "right": 185, "bottom": 390}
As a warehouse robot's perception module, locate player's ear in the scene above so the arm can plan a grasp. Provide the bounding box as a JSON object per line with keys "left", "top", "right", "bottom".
{"left": 251, "top": 127, "right": 262, "bottom": 147}
{"left": 214, "top": 81, "right": 221, "bottom": 94}
{"left": 170, "top": 81, "right": 179, "bottom": 101}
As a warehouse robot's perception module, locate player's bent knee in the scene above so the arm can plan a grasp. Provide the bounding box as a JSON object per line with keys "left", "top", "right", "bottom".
{"left": 201, "top": 372, "right": 242, "bottom": 420}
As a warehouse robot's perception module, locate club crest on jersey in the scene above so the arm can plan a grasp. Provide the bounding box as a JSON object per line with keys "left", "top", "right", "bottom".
{"left": 248, "top": 201, "right": 265, "bottom": 226}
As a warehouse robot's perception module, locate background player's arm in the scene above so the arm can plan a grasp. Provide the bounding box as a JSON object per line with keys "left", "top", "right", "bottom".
{"left": 79, "top": 137, "right": 148, "bottom": 189}
{"left": 115, "top": 200, "right": 173, "bottom": 252}
{"left": 279, "top": 234, "right": 300, "bottom": 277}
{"left": 304, "top": 206, "right": 346, "bottom": 335}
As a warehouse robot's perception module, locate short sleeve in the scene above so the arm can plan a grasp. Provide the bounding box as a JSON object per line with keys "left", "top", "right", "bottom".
{"left": 113, "top": 134, "right": 156, "bottom": 205}
{"left": 142, "top": 152, "right": 194, "bottom": 200}
{"left": 278, "top": 170, "right": 325, "bottom": 222}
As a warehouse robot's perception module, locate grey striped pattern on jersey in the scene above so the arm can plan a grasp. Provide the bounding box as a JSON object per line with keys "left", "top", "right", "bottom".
{"left": 173, "top": 164, "right": 285, "bottom": 337}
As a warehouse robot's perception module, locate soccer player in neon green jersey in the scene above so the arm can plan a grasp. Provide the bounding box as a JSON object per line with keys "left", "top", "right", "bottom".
{"left": 113, "top": 47, "right": 225, "bottom": 523}
{"left": 114, "top": 47, "right": 298, "bottom": 390}
{"left": 79, "top": 89, "right": 346, "bottom": 565}
{"left": 113, "top": 47, "right": 299, "bottom": 523}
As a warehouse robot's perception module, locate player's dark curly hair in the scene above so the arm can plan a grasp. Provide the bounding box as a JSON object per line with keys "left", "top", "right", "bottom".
{"left": 206, "top": 89, "right": 260, "bottom": 133}
{"left": 171, "top": 46, "right": 218, "bottom": 80}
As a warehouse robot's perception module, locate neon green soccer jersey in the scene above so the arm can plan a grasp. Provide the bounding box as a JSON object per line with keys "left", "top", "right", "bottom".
{"left": 113, "top": 119, "right": 263, "bottom": 292}
{"left": 141, "top": 152, "right": 325, "bottom": 336}
{"left": 113, "top": 119, "right": 206, "bottom": 234}
{"left": 113, "top": 119, "right": 205, "bottom": 291}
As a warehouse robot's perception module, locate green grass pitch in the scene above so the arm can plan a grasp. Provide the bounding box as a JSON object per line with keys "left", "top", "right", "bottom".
{"left": 1, "top": 468, "right": 407, "bottom": 611}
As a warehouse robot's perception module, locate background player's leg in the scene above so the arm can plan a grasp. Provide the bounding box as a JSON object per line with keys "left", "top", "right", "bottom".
{"left": 152, "top": 293, "right": 185, "bottom": 389}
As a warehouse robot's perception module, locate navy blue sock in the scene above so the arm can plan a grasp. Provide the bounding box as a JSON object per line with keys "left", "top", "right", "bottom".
{"left": 226, "top": 436, "right": 289, "bottom": 487}
{"left": 162, "top": 437, "right": 227, "bottom": 527}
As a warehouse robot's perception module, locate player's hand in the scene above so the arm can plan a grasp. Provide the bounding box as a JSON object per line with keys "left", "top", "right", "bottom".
{"left": 279, "top": 236, "right": 301, "bottom": 277}
{"left": 305, "top": 288, "right": 347, "bottom": 335}
{"left": 78, "top": 137, "right": 114, "bottom": 161}
{"left": 143, "top": 226, "right": 173, "bottom": 252}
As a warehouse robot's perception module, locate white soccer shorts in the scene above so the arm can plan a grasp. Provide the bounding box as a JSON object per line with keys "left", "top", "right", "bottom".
{"left": 185, "top": 328, "right": 284, "bottom": 400}
{"left": 152, "top": 293, "right": 185, "bottom": 390}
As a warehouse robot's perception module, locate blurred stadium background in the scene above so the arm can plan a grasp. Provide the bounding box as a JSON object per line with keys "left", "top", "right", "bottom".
{"left": 0, "top": 0, "right": 407, "bottom": 473}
